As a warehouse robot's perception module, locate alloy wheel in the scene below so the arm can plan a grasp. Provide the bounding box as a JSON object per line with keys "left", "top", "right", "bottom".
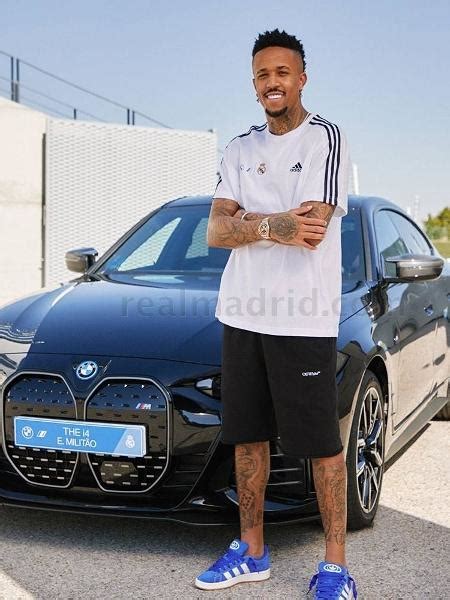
{"left": 356, "top": 385, "right": 384, "bottom": 513}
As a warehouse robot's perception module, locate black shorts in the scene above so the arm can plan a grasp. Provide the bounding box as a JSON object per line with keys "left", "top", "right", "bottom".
{"left": 220, "top": 324, "right": 343, "bottom": 458}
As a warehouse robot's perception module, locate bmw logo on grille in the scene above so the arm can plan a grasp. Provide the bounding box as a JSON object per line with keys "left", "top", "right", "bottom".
{"left": 76, "top": 360, "right": 99, "bottom": 380}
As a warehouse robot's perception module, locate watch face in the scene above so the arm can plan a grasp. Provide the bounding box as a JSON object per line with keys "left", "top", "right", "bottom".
{"left": 258, "top": 219, "right": 270, "bottom": 239}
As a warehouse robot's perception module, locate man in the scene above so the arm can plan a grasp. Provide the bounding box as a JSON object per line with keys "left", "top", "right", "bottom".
{"left": 195, "top": 29, "right": 357, "bottom": 599}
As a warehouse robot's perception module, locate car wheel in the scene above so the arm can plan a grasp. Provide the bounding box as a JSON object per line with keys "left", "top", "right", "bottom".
{"left": 347, "top": 370, "right": 386, "bottom": 530}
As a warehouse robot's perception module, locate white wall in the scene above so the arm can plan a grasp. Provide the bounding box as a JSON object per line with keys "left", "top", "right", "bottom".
{"left": 45, "top": 119, "right": 217, "bottom": 287}
{"left": 0, "top": 97, "right": 45, "bottom": 307}
{"left": 0, "top": 98, "right": 217, "bottom": 306}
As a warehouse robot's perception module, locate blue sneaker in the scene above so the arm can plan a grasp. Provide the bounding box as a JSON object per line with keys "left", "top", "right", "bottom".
{"left": 195, "top": 539, "right": 270, "bottom": 590}
{"left": 308, "top": 562, "right": 357, "bottom": 599}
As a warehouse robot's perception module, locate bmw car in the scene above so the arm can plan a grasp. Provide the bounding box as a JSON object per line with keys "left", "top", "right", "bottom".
{"left": 0, "top": 195, "right": 448, "bottom": 529}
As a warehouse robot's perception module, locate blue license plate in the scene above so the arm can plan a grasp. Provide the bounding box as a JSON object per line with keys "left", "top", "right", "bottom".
{"left": 14, "top": 416, "right": 146, "bottom": 458}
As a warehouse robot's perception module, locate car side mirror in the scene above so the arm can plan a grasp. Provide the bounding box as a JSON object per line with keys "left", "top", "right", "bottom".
{"left": 65, "top": 248, "right": 98, "bottom": 273}
{"left": 383, "top": 254, "right": 444, "bottom": 283}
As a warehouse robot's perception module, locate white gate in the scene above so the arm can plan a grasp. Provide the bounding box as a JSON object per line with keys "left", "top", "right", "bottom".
{"left": 45, "top": 118, "right": 217, "bottom": 286}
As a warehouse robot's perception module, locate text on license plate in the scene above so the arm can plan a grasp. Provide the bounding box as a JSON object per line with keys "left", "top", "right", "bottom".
{"left": 13, "top": 416, "right": 146, "bottom": 458}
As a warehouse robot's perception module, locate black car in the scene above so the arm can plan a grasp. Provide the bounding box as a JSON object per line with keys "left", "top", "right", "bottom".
{"left": 0, "top": 195, "right": 448, "bottom": 529}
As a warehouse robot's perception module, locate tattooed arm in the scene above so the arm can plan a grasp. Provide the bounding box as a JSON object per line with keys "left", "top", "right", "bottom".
{"left": 207, "top": 198, "right": 328, "bottom": 250}
{"left": 207, "top": 198, "right": 268, "bottom": 249}
{"left": 235, "top": 202, "right": 335, "bottom": 248}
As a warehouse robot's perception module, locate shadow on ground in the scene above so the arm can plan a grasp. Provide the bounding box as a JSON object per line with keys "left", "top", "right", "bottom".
{"left": 0, "top": 500, "right": 448, "bottom": 599}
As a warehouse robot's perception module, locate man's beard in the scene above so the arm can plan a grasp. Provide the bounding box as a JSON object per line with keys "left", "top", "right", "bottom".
{"left": 265, "top": 106, "right": 288, "bottom": 118}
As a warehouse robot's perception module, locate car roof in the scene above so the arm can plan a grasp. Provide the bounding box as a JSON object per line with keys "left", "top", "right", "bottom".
{"left": 163, "top": 194, "right": 406, "bottom": 214}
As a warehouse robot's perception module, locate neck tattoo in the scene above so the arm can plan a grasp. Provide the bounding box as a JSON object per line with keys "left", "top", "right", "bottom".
{"left": 269, "top": 108, "right": 310, "bottom": 135}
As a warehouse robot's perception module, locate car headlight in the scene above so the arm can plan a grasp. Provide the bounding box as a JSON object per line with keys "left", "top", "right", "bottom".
{"left": 195, "top": 375, "right": 221, "bottom": 399}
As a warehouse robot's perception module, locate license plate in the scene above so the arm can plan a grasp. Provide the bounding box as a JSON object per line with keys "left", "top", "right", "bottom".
{"left": 14, "top": 416, "right": 146, "bottom": 458}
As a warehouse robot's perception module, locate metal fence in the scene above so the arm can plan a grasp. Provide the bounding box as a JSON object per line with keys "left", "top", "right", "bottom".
{"left": 0, "top": 49, "right": 172, "bottom": 128}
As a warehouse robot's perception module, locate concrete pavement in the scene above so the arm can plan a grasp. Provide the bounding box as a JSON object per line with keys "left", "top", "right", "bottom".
{"left": 0, "top": 421, "right": 448, "bottom": 600}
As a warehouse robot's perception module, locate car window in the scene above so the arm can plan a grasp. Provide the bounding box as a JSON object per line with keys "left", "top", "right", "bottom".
{"left": 99, "top": 205, "right": 231, "bottom": 275}
{"left": 341, "top": 211, "right": 365, "bottom": 281}
{"left": 186, "top": 218, "right": 209, "bottom": 259}
{"left": 118, "top": 217, "right": 181, "bottom": 271}
{"left": 99, "top": 203, "right": 365, "bottom": 282}
{"left": 388, "top": 212, "right": 432, "bottom": 255}
{"left": 374, "top": 210, "right": 409, "bottom": 277}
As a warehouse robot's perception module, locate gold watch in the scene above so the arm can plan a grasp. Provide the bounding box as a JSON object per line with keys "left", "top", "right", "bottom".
{"left": 257, "top": 217, "right": 271, "bottom": 239}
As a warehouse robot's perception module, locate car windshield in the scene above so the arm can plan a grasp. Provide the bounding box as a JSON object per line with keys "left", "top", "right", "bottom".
{"left": 97, "top": 203, "right": 365, "bottom": 283}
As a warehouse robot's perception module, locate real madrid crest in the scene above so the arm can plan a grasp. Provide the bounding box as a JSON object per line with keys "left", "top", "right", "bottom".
{"left": 257, "top": 163, "right": 266, "bottom": 175}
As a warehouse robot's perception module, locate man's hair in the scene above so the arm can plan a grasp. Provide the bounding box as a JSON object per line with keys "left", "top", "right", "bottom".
{"left": 252, "top": 28, "right": 306, "bottom": 69}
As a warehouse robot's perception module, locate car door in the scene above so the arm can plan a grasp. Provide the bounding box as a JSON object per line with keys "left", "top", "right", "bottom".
{"left": 388, "top": 211, "right": 449, "bottom": 403}
{"left": 374, "top": 209, "right": 436, "bottom": 429}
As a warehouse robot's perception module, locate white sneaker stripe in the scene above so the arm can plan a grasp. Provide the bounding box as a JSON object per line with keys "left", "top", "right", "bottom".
{"left": 232, "top": 567, "right": 240, "bottom": 576}
{"left": 241, "top": 563, "right": 250, "bottom": 574}
{"left": 223, "top": 571, "right": 232, "bottom": 580}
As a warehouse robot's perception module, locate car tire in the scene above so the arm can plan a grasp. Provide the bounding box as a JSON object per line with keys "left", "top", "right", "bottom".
{"left": 346, "top": 370, "right": 386, "bottom": 530}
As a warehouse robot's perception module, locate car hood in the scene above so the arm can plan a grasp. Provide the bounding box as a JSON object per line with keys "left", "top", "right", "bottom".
{"left": 0, "top": 279, "right": 223, "bottom": 365}
{"left": 0, "top": 278, "right": 368, "bottom": 364}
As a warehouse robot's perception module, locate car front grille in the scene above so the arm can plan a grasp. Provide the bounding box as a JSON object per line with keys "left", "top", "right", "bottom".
{"left": 85, "top": 380, "right": 169, "bottom": 492}
{"left": 267, "top": 450, "right": 308, "bottom": 500}
{"left": 3, "top": 374, "right": 78, "bottom": 487}
{"left": 4, "top": 444, "right": 77, "bottom": 486}
{"left": 2, "top": 374, "right": 169, "bottom": 493}
{"left": 230, "top": 440, "right": 308, "bottom": 501}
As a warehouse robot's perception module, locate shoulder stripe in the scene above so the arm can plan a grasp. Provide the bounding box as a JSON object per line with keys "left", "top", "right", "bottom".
{"left": 311, "top": 115, "right": 341, "bottom": 205}
{"left": 309, "top": 116, "right": 341, "bottom": 206}
{"left": 231, "top": 123, "right": 267, "bottom": 143}
{"left": 238, "top": 123, "right": 267, "bottom": 138}
{"left": 225, "top": 123, "right": 267, "bottom": 148}
{"left": 214, "top": 172, "right": 222, "bottom": 194}
{"left": 309, "top": 115, "right": 340, "bottom": 205}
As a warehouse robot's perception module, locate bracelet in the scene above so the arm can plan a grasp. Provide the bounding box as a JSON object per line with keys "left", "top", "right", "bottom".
{"left": 240, "top": 211, "right": 250, "bottom": 221}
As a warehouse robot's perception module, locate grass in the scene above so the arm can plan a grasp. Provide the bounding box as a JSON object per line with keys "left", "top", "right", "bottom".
{"left": 434, "top": 241, "right": 450, "bottom": 258}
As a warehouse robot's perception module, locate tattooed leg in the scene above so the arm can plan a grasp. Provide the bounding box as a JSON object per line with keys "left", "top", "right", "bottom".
{"left": 235, "top": 441, "right": 270, "bottom": 558}
{"left": 312, "top": 451, "right": 347, "bottom": 566}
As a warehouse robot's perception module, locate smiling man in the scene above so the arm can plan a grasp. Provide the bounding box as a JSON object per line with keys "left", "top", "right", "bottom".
{"left": 197, "top": 29, "right": 356, "bottom": 599}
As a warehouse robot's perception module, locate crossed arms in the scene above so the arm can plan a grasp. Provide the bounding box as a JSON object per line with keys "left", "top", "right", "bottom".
{"left": 207, "top": 199, "right": 335, "bottom": 250}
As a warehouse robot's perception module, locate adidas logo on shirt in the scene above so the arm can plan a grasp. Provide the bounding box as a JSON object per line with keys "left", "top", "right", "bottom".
{"left": 290, "top": 161, "right": 302, "bottom": 172}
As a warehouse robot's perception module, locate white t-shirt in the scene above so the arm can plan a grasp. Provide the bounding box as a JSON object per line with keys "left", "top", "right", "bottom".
{"left": 213, "top": 112, "right": 350, "bottom": 337}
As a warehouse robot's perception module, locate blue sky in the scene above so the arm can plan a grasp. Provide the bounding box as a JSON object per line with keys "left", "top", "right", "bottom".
{"left": 1, "top": 0, "right": 449, "bottom": 220}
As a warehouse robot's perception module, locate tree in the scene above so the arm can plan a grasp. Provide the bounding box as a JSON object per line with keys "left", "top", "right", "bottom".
{"left": 424, "top": 207, "right": 450, "bottom": 240}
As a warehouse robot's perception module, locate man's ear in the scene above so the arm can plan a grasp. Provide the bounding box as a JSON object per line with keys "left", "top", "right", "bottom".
{"left": 299, "top": 71, "right": 307, "bottom": 95}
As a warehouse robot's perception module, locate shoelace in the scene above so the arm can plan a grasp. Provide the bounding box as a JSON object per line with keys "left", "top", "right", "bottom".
{"left": 308, "top": 571, "right": 358, "bottom": 599}
{"left": 209, "top": 549, "right": 244, "bottom": 573}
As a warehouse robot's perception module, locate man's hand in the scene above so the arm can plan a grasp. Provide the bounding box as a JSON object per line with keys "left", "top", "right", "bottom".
{"left": 269, "top": 205, "right": 329, "bottom": 250}
{"left": 299, "top": 201, "right": 336, "bottom": 247}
